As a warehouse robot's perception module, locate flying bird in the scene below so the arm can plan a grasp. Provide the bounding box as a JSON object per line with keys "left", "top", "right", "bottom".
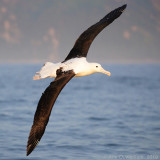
{"left": 27, "top": 4, "right": 127, "bottom": 156}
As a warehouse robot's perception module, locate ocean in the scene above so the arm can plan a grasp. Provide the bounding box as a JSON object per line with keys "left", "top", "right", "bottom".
{"left": 0, "top": 64, "right": 160, "bottom": 160}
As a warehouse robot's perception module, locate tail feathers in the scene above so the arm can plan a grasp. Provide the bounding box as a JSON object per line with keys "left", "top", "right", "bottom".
{"left": 33, "top": 62, "right": 56, "bottom": 80}
{"left": 33, "top": 75, "right": 41, "bottom": 80}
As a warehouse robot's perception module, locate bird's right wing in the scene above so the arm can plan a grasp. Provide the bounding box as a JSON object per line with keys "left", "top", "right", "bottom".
{"left": 27, "top": 70, "right": 75, "bottom": 156}
{"left": 64, "top": 4, "right": 127, "bottom": 61}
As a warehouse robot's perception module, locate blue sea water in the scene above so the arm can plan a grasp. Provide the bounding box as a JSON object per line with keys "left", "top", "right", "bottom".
{"left": 0, "top": 64, "right": 160, "bottom": 160}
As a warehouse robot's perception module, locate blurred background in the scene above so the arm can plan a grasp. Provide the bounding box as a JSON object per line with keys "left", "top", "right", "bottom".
{"left": 0, "top": 1, "right": 160, "bottom": 159}
{"left": 0, "top": 0, "right": 160, "bottom": 64}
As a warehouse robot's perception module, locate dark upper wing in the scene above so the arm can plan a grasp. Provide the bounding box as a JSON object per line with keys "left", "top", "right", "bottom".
{"left": 27, "top": 70, "right": 75, "bottom": 156}
{"left": 64, "top": 4, "right": 127, "bottom": 62}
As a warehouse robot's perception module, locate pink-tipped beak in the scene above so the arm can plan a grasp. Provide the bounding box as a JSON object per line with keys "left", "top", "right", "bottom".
{"left": 100, "top": 68, "right": 111, "bottom": 76}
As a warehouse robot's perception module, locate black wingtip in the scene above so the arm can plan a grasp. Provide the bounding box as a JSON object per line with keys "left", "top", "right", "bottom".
{"left": 121, "top": 4, "right": 127, "bottom": 11}
{"left": 26, "top": 139, "right": 39, "bottom": 156}
{"left": 100, "top": 4, "right": 127, "bottom": 24}
{"left": 116, "top": 4, "right": 127, "bottom": 13}
{"left": 26, "top": 151, "right": 30, "bottom": 156}
{"left": 123, "top": 4, "right": 127, "bottom": 8}
{"left": 26, "top": 144, "right": 34, "bottom": 156}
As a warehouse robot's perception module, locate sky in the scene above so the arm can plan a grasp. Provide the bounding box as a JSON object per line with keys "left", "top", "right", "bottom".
{"left": 0, "top": 0, "right": 160, "bottom": 64}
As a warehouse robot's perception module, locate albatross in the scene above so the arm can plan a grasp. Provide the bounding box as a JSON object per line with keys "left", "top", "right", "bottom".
{"left": 27, "top": 4, "right": 127, "bottom": 156}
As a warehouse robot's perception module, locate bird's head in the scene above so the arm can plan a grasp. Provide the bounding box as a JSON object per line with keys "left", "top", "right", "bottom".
{"left": 91, "top": 63, "right": 111, "bottom": 76}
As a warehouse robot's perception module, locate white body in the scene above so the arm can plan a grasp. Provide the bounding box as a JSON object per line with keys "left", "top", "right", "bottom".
{"left": 33, "top": 58, "right": 110, "bottom": 80}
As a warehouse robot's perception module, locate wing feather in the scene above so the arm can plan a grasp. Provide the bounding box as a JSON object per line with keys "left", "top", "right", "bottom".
{"left": 27, "top": 70, "right": 75, "bottom": 156}
{"left": 64, "top": 4, "right": 127, "bottom": 61}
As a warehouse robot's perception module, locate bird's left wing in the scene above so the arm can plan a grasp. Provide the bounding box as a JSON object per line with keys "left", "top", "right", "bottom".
{"left": 64, "top": 4, "right": 127, "bottom": 61}
{"left": 27, "top": 70, "right": 75, "bottom": 156}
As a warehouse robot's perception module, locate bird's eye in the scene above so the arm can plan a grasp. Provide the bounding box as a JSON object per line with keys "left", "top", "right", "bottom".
{"left": 96, "top": 66, "right": 98, "bottom": 68}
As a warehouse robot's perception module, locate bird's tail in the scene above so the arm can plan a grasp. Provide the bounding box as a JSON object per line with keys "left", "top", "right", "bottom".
{"left": 33, "top": 62, "right": 56, "bottom": 80}
{"left": 33, "top": 74, "right": 41, "bottom": 80}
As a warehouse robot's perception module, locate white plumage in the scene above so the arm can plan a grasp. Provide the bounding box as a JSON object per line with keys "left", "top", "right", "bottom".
{"left": 33, "top": 57, "right": 111, "bottom": 80}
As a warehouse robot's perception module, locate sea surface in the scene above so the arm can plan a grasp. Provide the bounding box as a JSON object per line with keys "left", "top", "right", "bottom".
{"left": 0, "top": 64, "right": 160, "bottom": 160}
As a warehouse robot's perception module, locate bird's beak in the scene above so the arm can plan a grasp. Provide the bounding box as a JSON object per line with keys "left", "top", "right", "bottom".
{"left": 100, "top": 68, "right": 111, "bottom": 76}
